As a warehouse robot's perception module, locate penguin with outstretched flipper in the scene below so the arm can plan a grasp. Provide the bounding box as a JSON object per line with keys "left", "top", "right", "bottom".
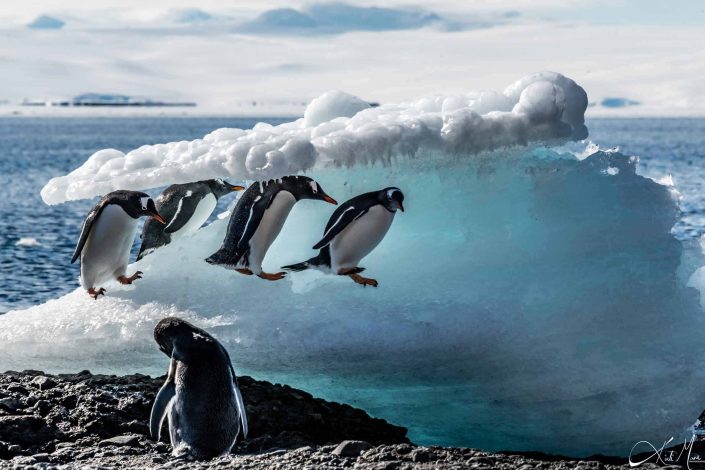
{"left": 282, "top": 187, "right": 404, "bottom": 287}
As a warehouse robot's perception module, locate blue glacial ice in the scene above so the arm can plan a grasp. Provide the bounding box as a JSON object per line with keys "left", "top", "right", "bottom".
{"left": 3, "top": 72, "right": 705, "bottom": 456}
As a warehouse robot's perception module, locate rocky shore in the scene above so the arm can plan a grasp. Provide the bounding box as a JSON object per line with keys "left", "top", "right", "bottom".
{"left": 0, "top": 371, "right": 674, "bottom": 469}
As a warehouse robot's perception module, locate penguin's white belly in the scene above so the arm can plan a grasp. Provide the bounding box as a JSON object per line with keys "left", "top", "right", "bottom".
{"left": 331, "top": 205, "right": 395, "bottom": 272}
{"left": 170, "top": 193, "right": 217, "bottom": 238}
{"left": 80, "top": 205, "right": 138, "bottom": 288}
{"left": 243, "top": 191, "right": 296, "bottom": 273}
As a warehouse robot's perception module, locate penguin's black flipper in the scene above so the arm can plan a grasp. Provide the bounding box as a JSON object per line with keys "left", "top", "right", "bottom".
{"left": 71, "top": 198, "right": 110, "bottom": 263}
{"left": 163, "top": 193, "right": 203, "bottom": 234}
{"left": 150, "top": 367, "right": 176, "bottom": 441}
{"left": 312, "top": 207, "right": 368, "bottom": 250}
{"left": 236, "top": 193, "right": 275, "bottom": 251}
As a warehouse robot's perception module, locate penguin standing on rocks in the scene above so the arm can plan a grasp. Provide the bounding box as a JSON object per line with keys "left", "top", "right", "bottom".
{"left": 205, "top": 176, "right": 337, "bottom": 281}
{"left": 150, "top": 317, "right": 248, "bottom": 459}
{"left": 72, "top": 190, "right": 166, "bottom": 299}
{"left": 137, "top": 179, "right": 244, "bottom": 260}
{"left": 282, "top": 188, "right": 404, "bottom": 287}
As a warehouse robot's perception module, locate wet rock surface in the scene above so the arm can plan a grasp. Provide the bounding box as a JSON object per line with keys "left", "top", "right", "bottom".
{"left": 0, "top": 371, "right": 664, "bottom": 469}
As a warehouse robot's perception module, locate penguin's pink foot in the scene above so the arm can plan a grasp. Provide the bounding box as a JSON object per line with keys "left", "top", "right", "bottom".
{"left": 258, "top": 271, "right": 286, "bottom": 281}
{"left": 236, "top": 268, "right": 253, "bottom": 276}
{"left": 349, "top": 273, "right": 378, "bottom": 287}
{"left": 88, "top": 287, "right": 106, "bottom": 300}
{"left": 118, "top": 271, "right": 143, "bottom": 285}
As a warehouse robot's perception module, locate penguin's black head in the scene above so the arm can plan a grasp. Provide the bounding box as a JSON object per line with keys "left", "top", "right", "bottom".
{"left": 121, "top": 191, "right": 166, "bottom": 224}
{"left": 154, "top": 317, "right": 215, "bottom": 357}
{"left": 207, "top": 178, "right": 245, "bottom": 199}
{"left": 286, "top": 176, "right": 337, "bottom": 205}
{"left": 380, "top": 187, "right": 404, "bottom": 212}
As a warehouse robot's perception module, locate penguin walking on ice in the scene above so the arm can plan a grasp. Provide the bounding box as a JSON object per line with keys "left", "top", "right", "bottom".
{"left": 205, "top": 176, "right": 337, "bottom": 281}
{"left": 282, "top": 187, "right": 404, "bottom": 287}
{"left": 150, "top": 317, "right": 248, "bottom": 459}
{"left": 137, "top": 179, "right": 244, "bottom": 260}
{"left": 72, "top": 190, "right": 166, "bottom": 299}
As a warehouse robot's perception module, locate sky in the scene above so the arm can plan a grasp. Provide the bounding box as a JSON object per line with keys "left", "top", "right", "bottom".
{"left": 1, "top": 0, "right": 704, "bottom": 116}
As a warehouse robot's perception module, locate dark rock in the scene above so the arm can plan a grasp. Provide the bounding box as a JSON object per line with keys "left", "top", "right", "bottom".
{"left": 0, "top": 415, "right": 58, "bottom": 447}
{"left": 0, "top": 397, "right": 22, "bottom": 413}
{"left": 332, "top": 440, "right": 373, "bottom": 457}
{"left": 32, "top": 452, "right": 49, "bottom": 462}
{"left": 99, "top": 435, "right": 142, "bottom": 447}
{"left": 31, "top": 375, "right": 58, "bottom": 391}
{"left": 410, "top": 448, "right": 430, "bottom": 462}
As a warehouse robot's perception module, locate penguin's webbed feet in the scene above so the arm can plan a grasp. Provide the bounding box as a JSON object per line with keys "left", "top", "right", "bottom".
{"left": 258, "top": 271, "right": 286, "bottom": 281}
{"left": 339, "top": 268, "right": 378, "bottom": 287}
{"left": 349, "top": 273, "right": 378, "bottom": 288}
{"left": 118, "top": 271, "right": 143, "bottom": 285}
{"left": 88, "top": 287, "right": 106, "bottom": 300}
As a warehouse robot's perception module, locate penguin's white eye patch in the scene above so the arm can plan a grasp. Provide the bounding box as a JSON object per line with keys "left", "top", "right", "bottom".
{"left": 386, "top": 188, "right": 400, "bottom": 200}
{"left": 216, "top": 178, "right": 224, "bottom": 185}
{"left": 140, "top": 196, "right": 150, "bottom": 210}
{"left": 309, "top": 181, "right": 318, "bottom": 194}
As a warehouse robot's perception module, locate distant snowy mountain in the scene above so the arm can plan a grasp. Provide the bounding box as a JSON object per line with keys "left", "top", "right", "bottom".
{"left": 239, "top": 8, "right": 317, "bottom": 33}
{"left": 307, "top": 3, "right": 441, "bottom": 32}
{"left": 166, "top": 8, "right": 214, "bottom": 24}
{"left": 237, "top": 3, "right": 445, "bottom": 35}
{"left": 27, "top": 15, "right": 65, "bottom": 30}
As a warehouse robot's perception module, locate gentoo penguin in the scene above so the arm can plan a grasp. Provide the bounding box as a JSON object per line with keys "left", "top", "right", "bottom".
{"left": 205, "top": 176, "right": 337, "bottom": 281}
{"left": 72, "top": 190, "right": 165, "bottom": 299}
{"left": 137, "top": 179, "right": 244, "bottom": 260}
{"left": 149, "top": 317, "right": 248, "bottom": 459}
{"left": 282, "top": 187, "right": 404, "bottom": 287}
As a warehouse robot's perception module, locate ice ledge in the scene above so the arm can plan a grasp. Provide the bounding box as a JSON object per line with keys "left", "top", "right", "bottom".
{"left": 40, "top": 71, "right": 587, "bottom": 205}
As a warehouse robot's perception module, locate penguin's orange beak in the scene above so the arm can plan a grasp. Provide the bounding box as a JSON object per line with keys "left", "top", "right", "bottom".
{"left": 231, "top": 185, "right": 245, "bottom": 191}
{"left": 323, "top": 195, "right": 338, "bottom": 205}
{"left": 398, "top": 202, "right": 405, "bottom": 212}
{"left": 151, "top": 212, "right": 166, "bottom": 224}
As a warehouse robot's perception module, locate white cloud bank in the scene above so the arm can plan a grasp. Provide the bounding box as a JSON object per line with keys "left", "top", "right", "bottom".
{"left": 0, "top": 3, "right": 703, "bottom": 116}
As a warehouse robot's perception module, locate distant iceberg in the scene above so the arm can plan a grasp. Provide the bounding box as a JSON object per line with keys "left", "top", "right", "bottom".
{"left": 4, "top": 72, "right": 705, "bottom": 457}
{"left": 27, "top": 15, "right": 65, "bottom": 30}
{"left": 601, "top": 97, "right": 641, "bottom": 108}
{"left": 22, "top": 93, "right": 196, "bottom": 108}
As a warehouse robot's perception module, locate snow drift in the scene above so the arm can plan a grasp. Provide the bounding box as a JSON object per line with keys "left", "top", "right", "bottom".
{"left": 4, "top": 72, "right": 705, "bottom": 457}
{"left": 40, "top": 72, "right": 587, "bottom": 205}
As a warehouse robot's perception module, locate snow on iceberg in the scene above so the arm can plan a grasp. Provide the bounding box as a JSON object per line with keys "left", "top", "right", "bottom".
{"left": 39, "top": 71, "right": 587, "bottom": 205}
{"left": 4, "top": 72, "right": 705, "bottom": 457}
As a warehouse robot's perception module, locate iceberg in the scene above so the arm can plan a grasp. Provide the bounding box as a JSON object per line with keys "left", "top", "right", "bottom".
{"left": 3, "top": 72, "right": 705, "bottom": 457}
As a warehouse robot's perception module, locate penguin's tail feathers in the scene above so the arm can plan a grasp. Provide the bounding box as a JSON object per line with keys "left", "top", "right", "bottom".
{"left": 281, "top": 260, "right": 311, "bottom": 272}
{"left": 282, "top": 253, "right": 326, "bottom": 272}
